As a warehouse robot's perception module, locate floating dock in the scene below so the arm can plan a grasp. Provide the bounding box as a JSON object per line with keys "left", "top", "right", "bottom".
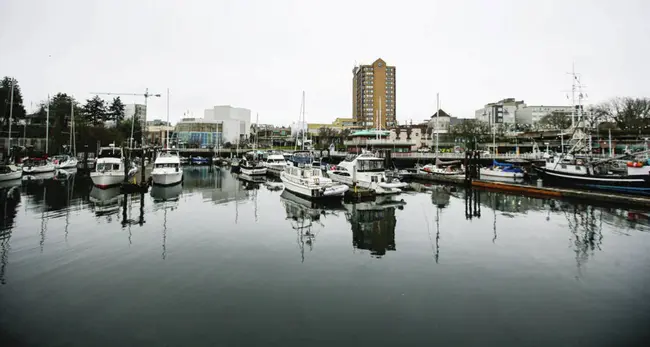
{"left": 413, "top": 172, "right": 650, "bottom": 208}
{"left": 344, "top": 186, "right": 376, "bottom": 202}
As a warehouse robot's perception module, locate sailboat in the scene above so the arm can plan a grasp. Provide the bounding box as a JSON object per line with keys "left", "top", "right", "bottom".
{"left": 240, "top": 113, "right": 267, "bottom": 176}
{"left": 533, "top": 69, "right": 650, "bottom": 195}
{"left": 1, "top": 79, "right": 22, "bottom": 182}
{"left": 54, "top": 101, "right": 78, "bottom": 170}
{"left": 23, "top": 94, "right": 55, "bottom": 175}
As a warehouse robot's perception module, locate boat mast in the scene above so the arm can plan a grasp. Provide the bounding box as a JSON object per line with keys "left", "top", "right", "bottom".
{"left": 8, "top": 79, "right": 14, "bottom": 158}
{"left": 435, "top": 92, "right": 440, "bottom": 154}
{"left": 166, "top": 88, "right": 170, "bottom": 149}
{"left": 301, "top": 91, "right": 306, "bottom": 151}
{"left": 46, "top": 94, "right": 50, "bottom": 155}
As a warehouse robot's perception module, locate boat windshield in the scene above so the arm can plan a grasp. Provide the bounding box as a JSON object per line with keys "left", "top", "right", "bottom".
{"left": 96, "top": 162, "right": 120, "bottom": 171}
{"left": 98, "top": 148, "right": 122, "bottom": 158}
{"left": 357, "top": 159, "right": 385, "bottom": 172}
{"left": 155, "top": 163, "right": 179, "bottom": 168}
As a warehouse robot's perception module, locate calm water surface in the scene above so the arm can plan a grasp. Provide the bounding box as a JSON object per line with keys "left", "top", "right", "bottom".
{"left": 0, "top": 167, "right": 649, "bottom": 346}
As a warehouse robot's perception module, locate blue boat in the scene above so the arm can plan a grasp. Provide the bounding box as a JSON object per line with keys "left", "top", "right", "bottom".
{"left": 190, "top": 156, "right": 209, "bottom": 165}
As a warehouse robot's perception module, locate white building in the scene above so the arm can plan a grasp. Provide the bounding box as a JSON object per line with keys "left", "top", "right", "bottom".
{"left": 204, "top": 105, "right": 251, "bottom": 143}
{"left": 515, "top": 105, "right": 574, "bottom": 126}
{"left": 475, "top": 98, "right": 524, "bottom": 125}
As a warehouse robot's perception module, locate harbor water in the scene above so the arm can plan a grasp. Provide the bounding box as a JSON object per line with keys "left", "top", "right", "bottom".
{"left": 1, "top": 166, "right": 649, "bottom": 346}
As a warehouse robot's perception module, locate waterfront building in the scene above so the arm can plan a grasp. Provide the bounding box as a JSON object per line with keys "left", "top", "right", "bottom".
{"left": 307, "top": 117, "right": 358, "bottom": 135}
{"left": 204, "top": 105, "right": 251, "bottom": 144}
{"left": 124, "top": 104, "right": 146, "bottom": 120}
{"left": 352, "top": 58, "right": 396, "bottom": 129}
{"left": 174, "top": 118, "right": 222, "bottom": 148}
{"left": 475, "top": 98, "right": 574, "bottom": 127}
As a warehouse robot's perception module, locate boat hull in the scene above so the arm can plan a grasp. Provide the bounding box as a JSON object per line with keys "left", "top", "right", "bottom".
{"left": 240, "top": 166, "right": 267, "bottom": 176}
{"left": 23, "top": 163, "right": 55, "bottom": 174}
{"left": 281, "top": 172, "right": 348, "bottom": 199}
{"left": 0, "top": 170, "right": 22, "bottom": 182}
{"left": 534, "top": 166, "right": 650, "bottom": 194}
{"left": 326, "top": 171, "right": 403, "bottom": 195}
{"left": 90, "top": 172, "right": 127, "bottom": 189}
{"left": 151, "top": 170, "right": 183, "bottom": 186}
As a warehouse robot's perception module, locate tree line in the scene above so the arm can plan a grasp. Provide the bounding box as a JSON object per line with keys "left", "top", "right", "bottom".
{"left": 1, "top": 76, "right": 143, "bottom": 153}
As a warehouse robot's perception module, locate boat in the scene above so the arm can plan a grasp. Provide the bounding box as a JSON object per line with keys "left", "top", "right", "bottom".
{"left": 240, "top": 157, "right": 267, "bottom": 176}
{"left": 230, "top": 158, "right": 241, "bottom": 173}
{"left": 0, "top": 165, "right": 22, "bottom": 181}
{"left": 280, "top": 151, "right": 349, "bottom": 199}
{"left": 326, "top": 152, "right": 408, "bottom": 194}
{"left": 22, "top": 156, "right": 55, "bottom": 174}
{"left": 90, "top": 145, "right": 137, "bottom": 189}
{"left": 534, "top": 155, "right": 650, "bottom": 194}
{"left": 151, "top": 149, "right": 183, "bottom": 186}
{"left": 190, "top": 156, "right": 209, "bottom": 165}
{"left": 52, "top": 154, "right": 78, "bottom": 169}
{"left": 263, "top": 153, "right": 288, "bottom": 175}
{"left": 179, "top": 156, "right": 189, "bottom": 165}
{"left": 419, "top": 158, "right": 465, "bottom": 177}
{"left": 480, "top": 160, "right": 526, "bottom": 180}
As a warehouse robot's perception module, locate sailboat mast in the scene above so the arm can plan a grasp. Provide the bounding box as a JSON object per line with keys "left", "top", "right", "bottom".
{"left": 435, "top": 92, "right": 440, "bottom": 154}
{"left": 46, "top": 94, "right": 50, "bottom": 154}
{"left": 166, "top": 88, "right": 170, "bottom": 149}
{"left": 69, "top": 99, "right": 73, "bottom": 153}
{"left": 301, "top": 91, "right": 306, "bottom": 151}
{"left": 8, "top": 79, "right": 14, "bottom": 154}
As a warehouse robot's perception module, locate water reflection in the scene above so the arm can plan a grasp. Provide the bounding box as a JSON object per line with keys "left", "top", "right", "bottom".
{"left": 346, "top": 196, "right": 405, "bottom": 258}
{"left": 89, "top": 186, "right": 123, "bottom": 216}
{"left": 151, "top": 185, "right": 182, "bottom": 260}
{"left": 0, "top": 184, "right": 21, "bottom": 284}
{"left": 280, "top": 190, "right": 344, "bottom": 262}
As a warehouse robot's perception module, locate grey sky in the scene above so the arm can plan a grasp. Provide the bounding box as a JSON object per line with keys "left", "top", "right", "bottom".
{"left": 1, "top": 0, "right": 649, "bottom": 126}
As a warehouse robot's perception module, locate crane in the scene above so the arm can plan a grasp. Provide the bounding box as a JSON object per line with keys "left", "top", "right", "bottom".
{"left": 90, "top": 88, "right": 161, "bottom": 148}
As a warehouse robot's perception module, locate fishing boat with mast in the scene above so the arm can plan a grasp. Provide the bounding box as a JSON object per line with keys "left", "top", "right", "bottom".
{"left": 239, "top": 113, "right": 267, "bottom": 176}
{"left": 281, "top": 151, "right": 349, "bottom": 199}
{"left": 534, "top": 69, "right": 650, "bottom": 194}
{"left": 151, "top": 90, "right": 183, "bottom": 186}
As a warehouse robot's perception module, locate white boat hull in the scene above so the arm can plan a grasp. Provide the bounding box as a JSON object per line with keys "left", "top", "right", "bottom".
{"left": 479, "top": 168, "right": 525, "bottom": 179}
{"left": 23, "top": 163, "right": 55, "bottom": 174}
{"left": 0, "top": 170, "right": 22, "bottom": 182}
{"left": 55, "top": 158, "right": 78, "bottom": 169}
{"left": 151, "top": 169, "right": 183, "bottom": 186}
{"left": 240, "top": 167, "right": 267, "bottom": 176}
{"left": 90, "top": 172, "right": 127, "bottom": 189}
{"left": 326, "top": 171, "right": 405, "bottom": 195}
{"left": 281, "top": 172, "right": 348, "bottom": 198}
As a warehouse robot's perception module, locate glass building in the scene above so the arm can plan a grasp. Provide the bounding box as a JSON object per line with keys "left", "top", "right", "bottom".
{"left": 173, "top": 119, "right": 223, "bottom": 148}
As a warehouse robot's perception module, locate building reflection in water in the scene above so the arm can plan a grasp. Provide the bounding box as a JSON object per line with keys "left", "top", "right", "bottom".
{"left": 347, "top": 196, "right": 405, "bottom": 258}
{"left": 279, "top": 190, "right": 344, "bottom": 262}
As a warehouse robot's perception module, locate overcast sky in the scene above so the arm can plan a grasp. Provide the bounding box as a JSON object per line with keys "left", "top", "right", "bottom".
{"left": 1, "top": 0, "right": 649, "bottom": 125}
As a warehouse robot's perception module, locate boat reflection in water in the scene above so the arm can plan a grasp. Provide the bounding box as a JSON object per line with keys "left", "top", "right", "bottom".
{"left": 280, "top": 190, "right": 344, "bottom": 262}
{"left": 151, "top": 183, "right": 182, "bottom": 203}
{"left": 89, "top": 186, "right": 123, "bottom": 216}
{"left": 0, "top": 183, "right": 21, "bottom": 284}
{"left": 346, "top": 195, "right": 406, "bottom": 258}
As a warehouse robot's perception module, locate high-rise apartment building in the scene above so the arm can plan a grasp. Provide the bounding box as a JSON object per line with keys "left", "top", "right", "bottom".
{"left": 352, "top": 58, "right": 396, "bottom": 128}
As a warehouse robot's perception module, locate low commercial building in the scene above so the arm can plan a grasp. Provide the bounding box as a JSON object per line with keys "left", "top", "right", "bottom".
{"left": 173, "top": 118, "right": 222, "bottom": 148}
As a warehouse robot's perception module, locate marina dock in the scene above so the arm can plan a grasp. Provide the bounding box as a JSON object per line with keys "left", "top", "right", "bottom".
{"left": 413, "top": 172, "right": 650, "bottom": 208}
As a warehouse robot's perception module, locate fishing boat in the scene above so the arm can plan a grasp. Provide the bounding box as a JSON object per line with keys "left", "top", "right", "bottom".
{"left": 52, "top": 154, "right": 78, "bottom": 169}
{"left": 480, "top": 160, "right": 526, "bottom": 180}
{"left": 240, "top": 154, "right": 267, "bottom": 176}
{"left": 151, "top": 149, "right": 183, "bottom": 186}
{"left": 0, "top": 165, "right": 22, "bottom": 181}
{"left": 327, "top": 152, "right": 408, "bottom": 194}
{"left": 281, "top": 151, "right": 348, "bottom": 199}
{"left": 534, "top": 154, "right": 650, "bottom": 194}
{"left": 90, "top": 145, "right": 137, "bottom": 189}
{"left": 22, "top": 156, "right": 55, "bottom": 174}
{"left": 419, "top": 158, "right": 465, "bottom": 177}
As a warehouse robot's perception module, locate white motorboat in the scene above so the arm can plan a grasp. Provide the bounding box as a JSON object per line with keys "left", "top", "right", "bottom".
{"left": 480, "top": 160, "right": 526, "bottom": 181}
{"left": 52, "top": 154, "right": 78, "bottom": 169}
{"left": 0, "top": 165, "right": 22, "bottom": 181}
{"left": 263, "top": 153, "right": 288, "bottom": 175}
{"left": 240, "top": 158, "right": 267, "bottom": 176}
{"left": 22, "top": 156, "right": 55, "bottom": 174}
{"left": 280, "top": 151, "right": 349, "bottom": 199}
{"left": 327, "top": 152, "right": 408, "bottom": 194}
{"left": 151, "top": 149, "right": 183, "bottom": 186}
{"left": 90, "top": 145, "right": 137, "bottom": 189}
